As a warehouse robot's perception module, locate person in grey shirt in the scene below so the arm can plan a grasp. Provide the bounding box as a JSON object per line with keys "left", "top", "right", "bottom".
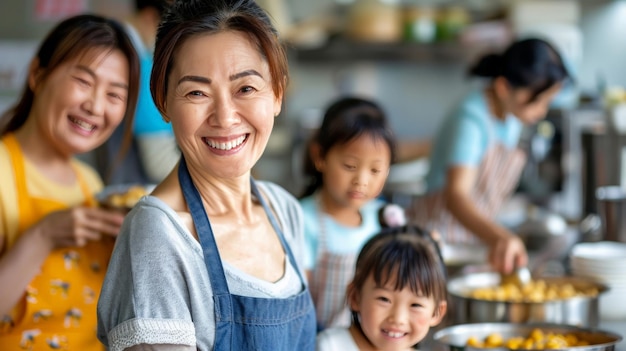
{"left": 96, "top": 0, "right": 317, "bottom": 350}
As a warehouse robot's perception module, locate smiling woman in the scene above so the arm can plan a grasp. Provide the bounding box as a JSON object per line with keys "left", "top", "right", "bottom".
{"left": 0, "top": 14, "right": 139, "bottom": 351}
{"left": 96, "top": 1, "right": 316, "bottom": 350}
{"left": 163, "top": 30, "right": 281, "bottom": 178}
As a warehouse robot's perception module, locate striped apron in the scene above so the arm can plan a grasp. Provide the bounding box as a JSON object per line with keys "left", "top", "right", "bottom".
{"left": 309, "top": 201, "right": 357, "bottom": 330}
{"left": 408, "top": 130, "right": 527, "bottom": 245}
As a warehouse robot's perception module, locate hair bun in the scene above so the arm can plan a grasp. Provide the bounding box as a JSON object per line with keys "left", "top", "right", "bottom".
{"left": 468, "top": 53, "right": 502, "bottom": 78}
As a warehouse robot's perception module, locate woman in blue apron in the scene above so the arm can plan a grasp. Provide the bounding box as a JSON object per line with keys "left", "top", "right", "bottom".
{"left": 409, "top": 38, "right": 570, "bottom": 274}
{"left": 97, "top": 1, "right": 316, "bottom": 350}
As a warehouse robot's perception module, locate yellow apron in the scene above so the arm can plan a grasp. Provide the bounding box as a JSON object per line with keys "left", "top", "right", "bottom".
{"left": 0, "top": 134, "right": 113, "bottom": 351}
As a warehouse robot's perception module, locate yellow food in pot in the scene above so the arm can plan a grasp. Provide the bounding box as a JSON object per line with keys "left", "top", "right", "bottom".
{"left": 105, "top": 185, "right": 148, "bottom": 209}
{"left": 467, "top": 328, "right": 595, "bottom": 349}
{"left": 467, "top": 336, "right": 484, "bottom": 348}
{"left": 470, "top": 279, "right": 598, "bottom": 302}
{"left": 485, "top": 333, "right": 504, "bottom": 347}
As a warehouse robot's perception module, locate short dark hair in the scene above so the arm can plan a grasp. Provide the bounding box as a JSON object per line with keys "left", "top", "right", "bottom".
{"left": 150, "top": 0, "right": 288, "bottom": 116}
{"left": 468, "top": 38, "right": 570, "bottom": 102}
{"left": 134, "top": 0, "right": 171, "bottom": 16}
{"left": 351, "top": 224, "right": 447, "bottom": 303}
{"left": 348, "top": 225, "right": 448, "bottom": 347}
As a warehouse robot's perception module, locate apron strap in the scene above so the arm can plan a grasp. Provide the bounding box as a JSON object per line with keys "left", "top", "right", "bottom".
{"left": 178, "top": 158, "right": 230, "bottom": 296}
{"left": 3, "top": 133, "right": 95, "bottom": 231}
{"left": 250, "top": 180, "right": 306, "bottom": 285}
{"left": 3, "top": 134, "right": 31, "bottom": 229}
{"left": 177, "top": 157, "right": 306, "bottom": 296}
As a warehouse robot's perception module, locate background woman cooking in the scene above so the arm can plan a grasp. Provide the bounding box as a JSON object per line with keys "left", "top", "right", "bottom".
{"left": 408, "top": 38, "right": 570, "bottom": 274}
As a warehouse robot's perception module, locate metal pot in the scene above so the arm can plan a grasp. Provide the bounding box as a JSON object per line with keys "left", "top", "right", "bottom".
{"left": 515, "top": 206, "right": 568, "bottom": 252}
{"left": 433, "top": 322, "right": 622, "bottom": 351}
{"left": 596, "top": 186, "right": 626, "bottom": 243}
{"left": 441, "top": 244, "right": 489, "bottom": 277}
{"left": 447, "top": 272, "right": 608, "bottom": 328}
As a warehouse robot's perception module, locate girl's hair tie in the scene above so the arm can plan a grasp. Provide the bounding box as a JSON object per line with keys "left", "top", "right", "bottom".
{"left": 379, "top": 203, "right": 407, "bottom": 228}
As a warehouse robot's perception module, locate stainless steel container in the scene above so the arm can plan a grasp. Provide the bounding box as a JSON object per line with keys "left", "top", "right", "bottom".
{"left": 596, "top": 186, "right": 626, "bottom": 242}
{"left": 447, "top": 272, "right": 607, "bottom": 328}
{"left": 515, "top": 206, "right": 568, "bottom": 252}
{"left": 434, "top": 322, "right": 622, "bottom": 351}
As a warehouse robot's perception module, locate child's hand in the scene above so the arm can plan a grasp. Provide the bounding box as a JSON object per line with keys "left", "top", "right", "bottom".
{"left": 36, "top": 207, "right": 125, "bottom": 248}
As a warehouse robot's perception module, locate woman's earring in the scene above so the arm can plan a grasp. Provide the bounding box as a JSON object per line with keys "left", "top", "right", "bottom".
{"left": 314, "top": 160, "right": 322, "bottom": 172}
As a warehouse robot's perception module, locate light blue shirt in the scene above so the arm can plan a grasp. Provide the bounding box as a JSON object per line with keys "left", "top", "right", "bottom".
{"left": 425, "top": 90, "right": 523, "bottom": 192}
{"left": 133, "top": 54, "right": 173, "bottom": 135}
{"left": 124, "top": 23, "right": 173, "bottom": 136}
{"left": 299, "top": 194, "right": 385, "bottom": 270}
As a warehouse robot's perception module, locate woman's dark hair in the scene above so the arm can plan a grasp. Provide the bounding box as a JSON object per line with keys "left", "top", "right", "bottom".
{"left": 135, "top": 0, "right": 171, "bottom": 16}
{"left": 151, "top": 0, "right": 288, "bottom": 115}
{"left": 348, "top": 225, "right": 448, "bottom": 331}
{"left": 0, "top": 14, "right": 140, "bottom": 155}
{"left": 300, "top": 96, "right": 396, "bottom": 198}
{"left": 468, "top": 38, "right": 570, "bottom": 102}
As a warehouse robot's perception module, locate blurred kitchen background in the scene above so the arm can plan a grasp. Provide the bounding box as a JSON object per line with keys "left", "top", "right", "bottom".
{"left": 4, "top": 0, "right": 626, "bottom": 338}
{"left": 2, "top": 0, "right": 626, "bottom": 225}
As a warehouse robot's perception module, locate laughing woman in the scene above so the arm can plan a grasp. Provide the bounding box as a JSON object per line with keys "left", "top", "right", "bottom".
{"left": 96, "top": 1, "right": 316, "bottom": 350}
{"left": 0, "top": 14, "right": 139, "bottom": 350}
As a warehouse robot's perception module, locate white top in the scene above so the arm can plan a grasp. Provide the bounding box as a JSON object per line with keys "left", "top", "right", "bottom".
{"left": 316, "top": 327, "right": 359, "bottom": 351}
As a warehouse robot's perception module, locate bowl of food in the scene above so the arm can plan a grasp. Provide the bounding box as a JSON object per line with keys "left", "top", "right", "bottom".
{"left": 97, "top": 184, "right": 154, "bottom": 213}
{"left": 434, "top": 322, "right": 622, "bottom": 351}
{"left": 447, "top": 272, "right": 607, "bottom": 328}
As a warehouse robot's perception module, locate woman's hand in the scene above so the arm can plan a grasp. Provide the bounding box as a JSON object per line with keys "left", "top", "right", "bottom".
{"left": 36, "top": 206, "right": 126, "bottom": 248}
{"left": 488, "top": 233, "right": 528, "bottom": 274}
{"left": 444, "top": 166, "right": 529, "bottom": 274}
{"left": 0, "top": 206, "right": 125, "bottom": 314}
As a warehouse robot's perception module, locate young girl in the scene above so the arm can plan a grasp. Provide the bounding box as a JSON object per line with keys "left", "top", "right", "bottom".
{"left": 0, "top": 14, "right": 139, "bottom": 350}
{"left": 299, "top": 96, "right": 399, "bottom": 330}
{"left": 316, "top": 225, "right": 448, "bottom": 351}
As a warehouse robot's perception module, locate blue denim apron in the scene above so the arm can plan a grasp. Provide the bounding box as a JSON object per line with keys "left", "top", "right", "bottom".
{"left": 178, "top": 159, "right": 316, "bottom": 351}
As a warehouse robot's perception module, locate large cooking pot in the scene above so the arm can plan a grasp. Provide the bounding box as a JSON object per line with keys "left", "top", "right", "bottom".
{"left": 515, "top": 206, "right": 568, "bottom": 252}
{"left": 447, "top": 272, "right": 607, "bottom": 328}
{"left": 433, "top": 322, "right": 622, "bottom": 351}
